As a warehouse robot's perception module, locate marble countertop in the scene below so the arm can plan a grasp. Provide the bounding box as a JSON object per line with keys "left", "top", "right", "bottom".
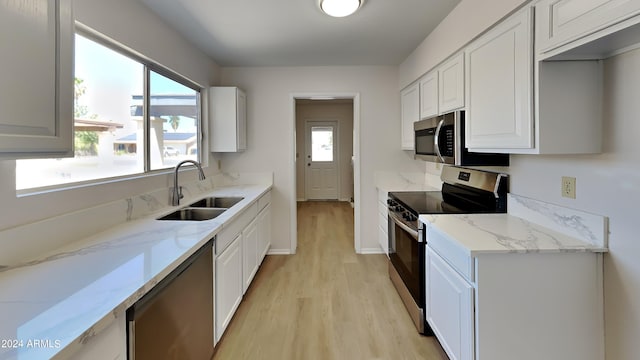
{"left": 420, "top": 213, "right": 608, "bottom": 256}
{"left": 0, "top": 184, "right": 271, "bottom": 360}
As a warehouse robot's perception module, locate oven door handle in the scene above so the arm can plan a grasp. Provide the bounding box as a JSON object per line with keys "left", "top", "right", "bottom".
{"left": 433, "top": 118, "right": 446, "bottom": 163}
{"left": 389, "top": 211, "right": 420, "bottom": 241}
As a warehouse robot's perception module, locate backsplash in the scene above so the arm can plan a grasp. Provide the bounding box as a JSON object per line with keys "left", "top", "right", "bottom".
{"left": 0, "top": 172, "right": 273, "bottom": 266}
{"left": 508, "top": 194, "right": 608, "bottom": 249}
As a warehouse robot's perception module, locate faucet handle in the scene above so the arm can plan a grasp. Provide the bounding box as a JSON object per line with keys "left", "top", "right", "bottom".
{"left": 178, "top": 186, "right": 184, "bottom": 199}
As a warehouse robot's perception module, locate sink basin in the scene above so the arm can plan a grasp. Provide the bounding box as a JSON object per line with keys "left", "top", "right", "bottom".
{"left": 157, "top": 208, "right": 226, "bottom": 221}
{"left": 188, "top": 197, "right": 244, "bottom": 209}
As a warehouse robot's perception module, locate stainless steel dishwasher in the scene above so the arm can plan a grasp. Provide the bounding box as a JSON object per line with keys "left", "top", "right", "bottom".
{"left": 127, "top": 239, "right": 214, "bottom": 359}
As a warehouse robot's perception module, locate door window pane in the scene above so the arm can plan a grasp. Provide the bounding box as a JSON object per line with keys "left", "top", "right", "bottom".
{"left": 149, "top": 71, "right": 199, "bottom": 170}
{"left": 311, "top": 127, "right": 333, "bottom": 162}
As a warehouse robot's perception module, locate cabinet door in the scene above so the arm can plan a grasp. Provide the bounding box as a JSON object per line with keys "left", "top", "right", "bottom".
{"left": 0, "top": 0, "right": 74, "bottom": 159}
{"left": 257, "top": 203, "right": 272, "bottom": 262}
{"left": 465, "top": 7, "right": 533, "bottom": 151}
{"left": 536, "top": 0, "right": 640, "bottom": 55}
{"left": 420, "top": 71, "right": 439, "bottom": 119}
{"left": 400, "top": 83, "right": 419, "bottom": 150}
{"left": 426, "top": 248, "right": 474, "bottom": 360}
{"left": 215, "top": 234, "right": 243, "bottom": 342}
{"left": 438, "top": 53, "right": 465, "bottom": 113}
{"left": 210, "top": 87, "right": 247, "bottom": 152}
{"left": 236, "top": 88, "right": 247, "bottom": 151}
{"left": 242, "top": 218, "right": 259, "bottom": 294}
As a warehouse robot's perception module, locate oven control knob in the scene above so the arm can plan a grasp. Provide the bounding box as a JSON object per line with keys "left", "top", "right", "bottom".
{"left": 387, "top": 199, "right": 395, "bottom": 206}
{"left": 394, "top": 206, "right": 403, "bottom": 212}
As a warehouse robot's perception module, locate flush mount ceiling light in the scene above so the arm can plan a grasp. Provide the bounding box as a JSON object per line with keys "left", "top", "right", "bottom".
{"left": 319, "top": 0, "right": 364, "bottom": 18}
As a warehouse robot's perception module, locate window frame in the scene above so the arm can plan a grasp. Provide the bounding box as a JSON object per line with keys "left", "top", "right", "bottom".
{"left": 16, "top": 23, "right": 205, "bottom": 195}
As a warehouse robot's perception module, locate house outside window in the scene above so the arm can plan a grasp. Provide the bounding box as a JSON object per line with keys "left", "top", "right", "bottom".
{"left": 16, "top": 31, "right": 202, "bottom": 191}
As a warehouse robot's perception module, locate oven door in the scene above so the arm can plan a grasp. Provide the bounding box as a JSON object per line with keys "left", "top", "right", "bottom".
{"left": 388, "top": 211, "right": 424, "bottom": 310}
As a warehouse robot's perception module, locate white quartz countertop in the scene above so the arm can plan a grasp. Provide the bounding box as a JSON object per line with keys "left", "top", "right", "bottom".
{"left": 0, "top": 184, "right": 271, "bottom": 360}
{"left": 420, "top": 213, "right": 608, "bottom": 256}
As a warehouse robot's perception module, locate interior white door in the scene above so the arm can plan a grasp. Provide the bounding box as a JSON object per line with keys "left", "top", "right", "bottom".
{"left": 305, "top": 121, "right": 339, "bottom": 200}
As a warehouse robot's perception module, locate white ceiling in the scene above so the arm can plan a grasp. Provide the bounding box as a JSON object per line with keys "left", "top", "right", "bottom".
{"left": 139, "top": 0, "right": 461, "bottom": 67}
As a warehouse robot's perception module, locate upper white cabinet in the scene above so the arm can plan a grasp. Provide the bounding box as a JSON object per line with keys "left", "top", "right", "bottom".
{"left": 438, "top": 53, "right": 465, "bottom": 113}
{"left": 418, "top": 52, "right": 465, "bottom": 120}
{"left": 209, "top": 87, "right": 247, "bottom": 152}
{"left": 0, "top": 0, "right": 74, "bottom": 159}
{"left": 400, "top": 83, "right": 419, "bottom": 150}
{"left": 419, "top": 71, "right": 438, "bottom": 119}
{"left": 536, "top": 0, "right": 640, "bottom": 56}
{"left": 465, "top": 6, "right": 534, "bottom": 151}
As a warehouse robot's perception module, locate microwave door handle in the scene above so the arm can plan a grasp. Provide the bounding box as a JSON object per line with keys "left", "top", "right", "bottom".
{"left": 433, "top": 118, "right": 446, "bottom": 163}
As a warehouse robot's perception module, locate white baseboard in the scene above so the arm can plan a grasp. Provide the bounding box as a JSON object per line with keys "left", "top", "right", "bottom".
{"left": 359, "top": 247, "right": 385, "bottom": 255}
{"left": 267, "top": 249, "right": 292, "bottom": 255}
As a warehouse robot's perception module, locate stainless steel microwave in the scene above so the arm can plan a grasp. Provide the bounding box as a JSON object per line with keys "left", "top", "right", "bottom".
{"left": 414, "top": 111, "right": 509, "bottom": 166}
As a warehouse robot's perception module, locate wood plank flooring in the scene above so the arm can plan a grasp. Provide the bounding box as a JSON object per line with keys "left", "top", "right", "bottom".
{"left": 213, "top": 201, "right": 448, "bottom": 360}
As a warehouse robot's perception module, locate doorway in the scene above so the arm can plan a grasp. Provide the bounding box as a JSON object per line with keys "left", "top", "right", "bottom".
{"left": 290, "top": 94, "right": 360, "bottom": 254}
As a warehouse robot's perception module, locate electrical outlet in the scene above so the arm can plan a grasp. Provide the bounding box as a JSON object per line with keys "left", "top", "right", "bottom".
{"left": 562, "top": 176, "right": 576, "bottom": 199}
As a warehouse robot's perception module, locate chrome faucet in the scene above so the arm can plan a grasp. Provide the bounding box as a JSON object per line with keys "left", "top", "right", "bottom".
{"left": 171, "top": 160, "right": 206, "bottom": 206}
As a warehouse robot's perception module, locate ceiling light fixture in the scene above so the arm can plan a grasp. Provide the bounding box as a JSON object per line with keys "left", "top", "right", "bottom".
{"left": 319, "top": 0, "right": 363, "bottom": 18}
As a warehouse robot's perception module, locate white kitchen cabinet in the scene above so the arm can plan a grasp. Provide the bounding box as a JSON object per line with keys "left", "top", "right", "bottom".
{"left": 0, "top": 0, "right": 74, "bottom": 159}
{"left": 438, "top": 53, "right": 465, "bottom": 113}
{"left": 426, "top": 247, "right": 474, "bottom": 360}
{"left": 425, "top": 227, "right": 605, "bottom": 360}
{"left": 400, "top": 82, "right": 419, "bottom": 150}
{"left": 215, "top": 234, "right": 243, "bottom": 343}
{"left": 242, "top": 218, "right": 259, "bottom": 294}
{"left": 377, "top": 189, "right": 389, "bottom": 256}
{"left": 465, "top": 6, "right": 534, "bottom": 151}
{"left": 62, "top": 316, "right": 126, "bottom": 360}
{"left": 209, "top": 87, "right": 247, "bottom": 152}
{"left": 257, "top": 202, "right": 272, "bottom": 263}
{"left": 419, "top": 71, "right": 438, "bottom": 119}
{"left": 535, "top": 0, "right": 640, "bottom": 56}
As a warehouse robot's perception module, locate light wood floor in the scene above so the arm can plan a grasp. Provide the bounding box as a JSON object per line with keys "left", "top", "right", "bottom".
{"left": 213, "top": 201, "right": 448, "bottom": 360}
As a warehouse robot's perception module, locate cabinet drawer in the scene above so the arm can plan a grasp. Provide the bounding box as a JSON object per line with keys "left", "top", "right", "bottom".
{"left": 258, "top": 191, "right": 271, "bottom": 211}
{"left": 217, "top": 202, "right": 258, "bottom": 254}
{"left": 427, "top": 226, "right": 474, "bottom": 282}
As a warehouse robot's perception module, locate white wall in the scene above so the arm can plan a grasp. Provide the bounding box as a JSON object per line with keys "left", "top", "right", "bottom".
{"left": 295, "top": 101, "right": 354, "bottom": 201}
{"left": 219, "top": 66, "right": 423, "bottom": 253}
{"left": 399, "top": 0, "right": 640, "bottom": 358}
{"left": 0, "top": 0, "right": 220, "bottom": 233}
{"left": 509, "top": 50, "right": 640, "bottom": 360}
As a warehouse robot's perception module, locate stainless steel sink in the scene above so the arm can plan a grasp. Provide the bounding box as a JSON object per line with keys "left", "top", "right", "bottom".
{"left": 157, "top": 208, "right": 226, "bottom": 221}
{"left": 188, "top": 197, "right": 244, "bottom": 209}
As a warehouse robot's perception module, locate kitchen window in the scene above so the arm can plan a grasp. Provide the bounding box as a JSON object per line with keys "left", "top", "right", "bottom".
{"left": 16, "top": 30, "right": 202, "bottom": 191}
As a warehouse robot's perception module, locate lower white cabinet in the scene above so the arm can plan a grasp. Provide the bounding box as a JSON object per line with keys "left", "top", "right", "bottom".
{"left": 257, "top": 203, "right": 272, "bottom": 262}
{"left": 426, "top": 247, "right": 474, "bottom": 360}
{"left": 242, "top": 218, "right": 259, "bottom": 294}
{"left": 215, "top": 234, "right": 243, "bottom": 343}
{"left": 377, "top": 189, "right": 389, "bottom": 256}
{"left": 426, "top": 228, "right": 605, "bottom": 360}
{"left": 214, "top": 190, "right": 271, "bottom": 342}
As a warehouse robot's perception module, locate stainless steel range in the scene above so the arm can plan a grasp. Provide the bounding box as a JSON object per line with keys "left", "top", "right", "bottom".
{"left": 387, "top": 166, "right": 508, "bottom": 335}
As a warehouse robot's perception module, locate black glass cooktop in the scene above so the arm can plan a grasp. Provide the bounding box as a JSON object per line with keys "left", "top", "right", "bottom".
{"left": 389, "top": 189, "right": 504, "bottom": 216}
